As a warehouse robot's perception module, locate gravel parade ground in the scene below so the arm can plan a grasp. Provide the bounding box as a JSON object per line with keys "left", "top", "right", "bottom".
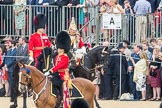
{"left": 0, "top": 97, "right": 161, "bottom": 108}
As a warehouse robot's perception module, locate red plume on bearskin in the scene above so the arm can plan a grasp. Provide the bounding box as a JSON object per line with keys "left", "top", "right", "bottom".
{"left": 33, "top": 14, "right": 46, "bottom": 30}
{"left": 34, "top": 16, "right": 38, "bottom": 25}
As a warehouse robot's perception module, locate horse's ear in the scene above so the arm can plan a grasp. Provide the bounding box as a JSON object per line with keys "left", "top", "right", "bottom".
{"left": 18, "top": 62, "right": 25, "bottom": 68}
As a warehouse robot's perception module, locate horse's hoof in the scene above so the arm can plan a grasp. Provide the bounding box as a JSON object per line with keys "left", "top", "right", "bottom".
{"left": 10, "top": 104, "right": 17, "bottom": 108}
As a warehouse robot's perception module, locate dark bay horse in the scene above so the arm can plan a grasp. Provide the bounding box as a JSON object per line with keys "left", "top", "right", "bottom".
{"left": 70, "top": 45, "right": 110, "bottom": 81}
{"left": 18, "top": 63, "right": 96, "bottom": 108}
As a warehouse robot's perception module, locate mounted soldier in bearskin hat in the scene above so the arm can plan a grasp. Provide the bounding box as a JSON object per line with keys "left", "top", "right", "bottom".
{"left": 28, "top": 14, "right": 52, "bottom": 72}
{"left": 44, "top": 31, "right": 71, "bottom": 108}
{"left": 68, "top": 17, "right": 86, "bottom": 65}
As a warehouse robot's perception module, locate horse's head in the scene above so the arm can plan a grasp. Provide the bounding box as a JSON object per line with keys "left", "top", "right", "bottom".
{"left": 83, "top": 46, "right": 108, "bottom": 68}
{"left": 18, "top": 62, "right": 31, "bottom": 93}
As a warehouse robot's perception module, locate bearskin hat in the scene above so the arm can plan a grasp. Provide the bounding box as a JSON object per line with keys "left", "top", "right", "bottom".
{"left": 34, "top": 14, "right": 46, "bottom": 31}
{"left": 56, "top": 31, "right": 71, "bottom": 53}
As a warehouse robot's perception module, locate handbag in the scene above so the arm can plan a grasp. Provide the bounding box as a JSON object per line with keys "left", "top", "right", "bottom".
{"left": 0, "top": 87, "right": 5, "bottom": 97}
{"left": 150, "top": 69, "right": 157, "bottom": 77}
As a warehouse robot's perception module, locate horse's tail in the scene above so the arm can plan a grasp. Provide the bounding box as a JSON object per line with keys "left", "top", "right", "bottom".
{"left": 94, "top": 95, "right": 101, "bottom": 108}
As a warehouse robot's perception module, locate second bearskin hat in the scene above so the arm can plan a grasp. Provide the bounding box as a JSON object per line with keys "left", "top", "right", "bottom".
{"left": 34, "top": 14, "right": 46, "bottom": 31}
{"left": 56, "top": 31, "right": 71, "bottom": 53}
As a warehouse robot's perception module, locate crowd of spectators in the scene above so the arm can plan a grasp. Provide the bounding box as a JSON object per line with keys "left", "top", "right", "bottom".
{"left": 0, "top": 36, "right": 28, "bottom": 97}
{"left": 97, "top": 38, "right": 162, "bottom": 101}
{"left": 0, "top": 0, "right": 161, "bottom": 43}
{"left": 0, "top": 28, "right": 162, "bottom": 108}
{"left": 101, "top": 0, "right": 162, "bottom": 43}
{"left": 0, "top": 0, "right": 162, "bottom": 103}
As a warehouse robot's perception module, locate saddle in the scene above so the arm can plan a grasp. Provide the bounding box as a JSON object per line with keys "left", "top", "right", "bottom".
{"left": 50, "top": 83, "right": 84, "bottom": 99}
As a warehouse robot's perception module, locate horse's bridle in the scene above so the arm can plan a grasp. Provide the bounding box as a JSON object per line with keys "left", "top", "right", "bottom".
{"left": 19, "top": 68, "right": 31, "bottom": 85}
{"left": 79, "top": 47, "right": 109, "bottom": 77}
{"left": 19, "top": 68, "right": 46, "bottom": 88}
{"left": 80, "top": 53, "right": 104, "bottom": 72}
{"left": 80, "top": 54, "right": 96, "bottom": 72}
{"left": 19, "top": 68, "right": 49, "bottom": 103}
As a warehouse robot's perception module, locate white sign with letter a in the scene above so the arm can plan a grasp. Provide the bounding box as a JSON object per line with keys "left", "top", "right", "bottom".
{"left": 102, "top": 13, "right": 122, "bottom": 29}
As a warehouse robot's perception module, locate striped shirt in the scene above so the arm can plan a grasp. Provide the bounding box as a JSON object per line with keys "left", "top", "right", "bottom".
{"left": 134, "top": 0, "right": 151, "bottom": 15}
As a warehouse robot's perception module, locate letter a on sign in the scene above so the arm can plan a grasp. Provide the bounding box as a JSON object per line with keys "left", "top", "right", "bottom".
{"left": 103, "top": 13, "right": 121, "bottom": 29}
{"left": 109, "top": 18, "right": 115, "bottom": 25}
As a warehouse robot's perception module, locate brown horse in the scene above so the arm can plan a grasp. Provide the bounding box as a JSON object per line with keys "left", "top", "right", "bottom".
{"left": 17, "top": 63, "right": 96, "bottom": 108}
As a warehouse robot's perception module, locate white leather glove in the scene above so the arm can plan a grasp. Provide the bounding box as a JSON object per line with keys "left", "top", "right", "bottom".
{"left": 81, "top": 46, "right": 87, "bottom": 54}
{"left": 44, "top": 71, "right": 50, "bottom": 76}
{"left": 29, "top": 56, "right": 34, "bottom": 62}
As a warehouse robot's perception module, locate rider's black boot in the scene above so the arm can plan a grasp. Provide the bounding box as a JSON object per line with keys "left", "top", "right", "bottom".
{"left": 55, "top": 95, "right": 63, "bottom": 108}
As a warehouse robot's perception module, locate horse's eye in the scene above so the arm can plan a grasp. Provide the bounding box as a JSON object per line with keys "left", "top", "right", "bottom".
{"left": 22, "top": 74, "right": 25, "bottom": 77}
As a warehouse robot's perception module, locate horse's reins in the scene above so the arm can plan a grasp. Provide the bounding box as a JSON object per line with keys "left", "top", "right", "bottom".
{"left": 81, "top": 55, "right": 96, "bottom": 71}
{"left": 32, "top": 76, "right": 46, "bottom": 89}
{"left": 19, "top": 72, "right": 46, "bottom": 89}
{"left": 33, "top": 76, "right": 48, "bottom": 103}
{"left": 80, "top": 54, "right": 104, "bottom": 72}
{"left": 80, "top": 46, "right": 109, "bottom": 76}
{"left": 34, "top": 76, "right": 50, "bottom": 108}
{"left": 19, "top": 68, "right": 49, "bottom": 104}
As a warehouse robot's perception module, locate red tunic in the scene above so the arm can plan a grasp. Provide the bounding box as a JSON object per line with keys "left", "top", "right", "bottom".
{"left": 0, "top": 55, "right": 8, "bottom": 81}
{"left": 0, "top": 55, "right": 2, "bottom": 65}
{"left": 78, "top": 37, "right": 85, "bottom": 49}
{"left": 52, "top": 54, "right": 69, "bottom": 80}
{"left": 28, "top": 33, "right": 51, "bottom": 59}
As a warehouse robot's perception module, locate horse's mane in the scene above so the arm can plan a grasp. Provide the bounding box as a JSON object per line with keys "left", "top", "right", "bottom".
{"left": 88, "top": 46, "right": 104, "bottom": 54}
{"left": 90, "top": 45, "right": 100, "bottom": 49}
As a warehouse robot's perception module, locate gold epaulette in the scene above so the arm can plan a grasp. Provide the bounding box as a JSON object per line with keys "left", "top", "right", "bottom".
{"left": 68, "top": 79, "right": 73, "bottom": 89}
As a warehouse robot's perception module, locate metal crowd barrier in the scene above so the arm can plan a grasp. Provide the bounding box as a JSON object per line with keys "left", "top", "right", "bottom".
{"left": 0, "top": 5, "right": 162, "bottom": 45}
{"left": 99, "top": 11, "right": 162, "bottom": 45}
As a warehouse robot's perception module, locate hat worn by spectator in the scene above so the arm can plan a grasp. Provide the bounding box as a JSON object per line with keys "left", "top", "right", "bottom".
{"left": 34, "top": 14, "right": 46, "bottom": 31}
{"left": 117, "top": 42, "right": 126, "bottom": 49}
{"left": 56, "top": 31, "right": 71, "bottom": 53}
